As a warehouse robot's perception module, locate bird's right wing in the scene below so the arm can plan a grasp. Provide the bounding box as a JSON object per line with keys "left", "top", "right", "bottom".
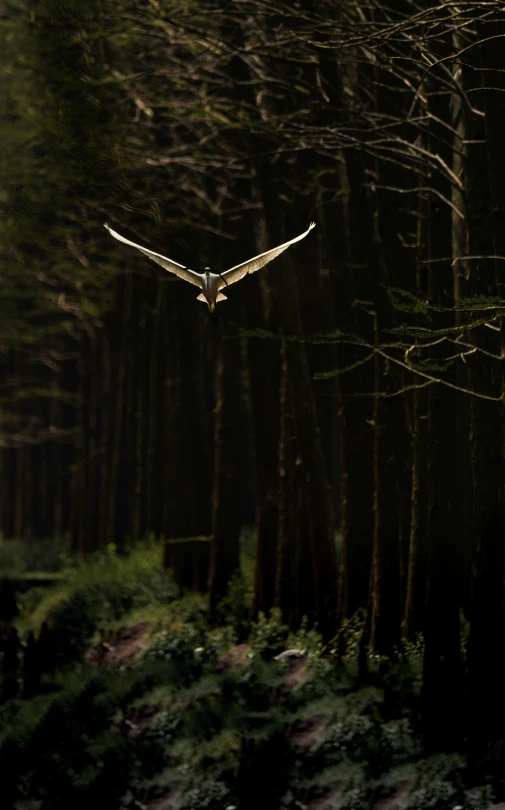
{"left": 219, "top": 221, "right": 316, "bottom": 288}
{"left": 104, "top": 224, "right": 203, "bottom": 289}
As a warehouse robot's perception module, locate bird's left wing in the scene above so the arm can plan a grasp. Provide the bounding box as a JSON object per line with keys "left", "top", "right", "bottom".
{"left": 219, "top": 222, "right": 316, "bottom": 288}
{"left": 104, "top": 224, "right": 203, "bottom": 289}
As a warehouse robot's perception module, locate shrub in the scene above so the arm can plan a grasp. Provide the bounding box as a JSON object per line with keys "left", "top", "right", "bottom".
{"left": 18, "top": 544, "right": 176, "bottom": 666}
{"left": 178, "top": 780, "right": 237, "bottom": 810}
{"left": 249, "top": 608, "right": 289, "bottom": 659}
{"left": 0, "top": 535, "right": 73, "bottom": 576}
{"left": 287, "top": 616, "right": 323, "bottom": 657}
{"left": 216, "top": 568, "right": 253, "bottom": 641}
{"left": 144, "top": 624, "right": 206, "bottom": 686}
{"left": 0, "top": 667, "right": 164, "bottom": 810}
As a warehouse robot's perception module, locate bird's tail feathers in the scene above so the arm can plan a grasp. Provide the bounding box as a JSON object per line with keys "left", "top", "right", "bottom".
{"left": 197, "top": 292, "right": 227, "bottom": 302}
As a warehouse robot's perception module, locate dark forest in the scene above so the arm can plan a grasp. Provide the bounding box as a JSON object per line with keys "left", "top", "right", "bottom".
{"left": 1, "top": 1, "right": 505, "bottom": 808}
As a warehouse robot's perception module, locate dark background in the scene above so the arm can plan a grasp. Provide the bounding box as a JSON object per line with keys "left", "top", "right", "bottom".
{"left": 1, "top": 0, "right": 505, "bottom": 771}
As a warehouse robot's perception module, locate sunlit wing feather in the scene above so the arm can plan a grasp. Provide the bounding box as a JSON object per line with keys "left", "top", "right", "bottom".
{"left": 219, "top": 222, "right": 316, "bottom": 289}
{"left": 104, "top": 224, "right": 203, "bottom": 289}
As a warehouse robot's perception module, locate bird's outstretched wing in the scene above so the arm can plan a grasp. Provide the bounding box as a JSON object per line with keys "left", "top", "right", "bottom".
{"left": 219, "top": 222, "right": 316, "bottom": 288}
{"left": 104, "top": 224, "right": 203, "bottom": 289}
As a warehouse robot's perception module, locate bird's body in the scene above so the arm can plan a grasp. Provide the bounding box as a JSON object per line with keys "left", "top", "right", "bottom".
{"left": 104, "top": 221, "right": 316, "bottom": 317}
{"left": 196, "top": 271, "right": 228, "bottom": 317}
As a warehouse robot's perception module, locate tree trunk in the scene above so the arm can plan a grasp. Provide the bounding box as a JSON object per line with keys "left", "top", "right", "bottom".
{"left": 208, "top": 321, "right": 243, "bottom": 616}
{"left": 464, "top": 24, "right": 505, "bottom": 769}
{"left": 106, "top": 271, "right": 131, "bottom": 549}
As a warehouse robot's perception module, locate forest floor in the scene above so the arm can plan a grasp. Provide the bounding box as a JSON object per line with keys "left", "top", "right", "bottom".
{"left": 0, "top": 536, "right": 503, "bottom": 810}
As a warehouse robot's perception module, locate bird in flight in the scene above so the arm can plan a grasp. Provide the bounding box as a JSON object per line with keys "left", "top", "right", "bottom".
{"left": 104, "top": 221, "right": 316, "bottom": 320}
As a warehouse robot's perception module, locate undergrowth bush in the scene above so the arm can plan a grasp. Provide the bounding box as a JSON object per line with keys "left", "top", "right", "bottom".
{"left": 177, "top": 779, "right": 237, "bottom": 810}
{"left": 16, "top": 544, "right": 177, "bottom": 666}
{"left": 287, "top": 615, "right": 323, "bottom": 656}
{"left": 214, "top": 527, "right": 254, "bottom": 640}
{"left": 250, "top": 607, "right": 289, "bottom": 658}
{"left": 145, "top": 624, "right": 205, "bottom": 684}
{"left": 0, "top": 666, "right": 165, "bottom": 810}
{"left": 2, "top": 533, "right": 502, "bottom": 810}
{"left": 0, "top": 535, "right": 73, "bottom": 576}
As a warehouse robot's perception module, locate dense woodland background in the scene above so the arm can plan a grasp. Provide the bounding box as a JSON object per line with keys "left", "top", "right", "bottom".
{"left": 1, "top": 0, "right": 505, "bottom": 778}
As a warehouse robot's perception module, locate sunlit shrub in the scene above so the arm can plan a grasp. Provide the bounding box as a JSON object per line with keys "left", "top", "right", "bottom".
{"left": 287, "top": 616, "right": 323, "bottom": 656}
{"left": 148, "top": 624, "right": 204, "bottom": 663}
{"left": 249, "top": 608, "right": 289, "bottom": 658}
{"left": 144, "top": 624, "right": 206, "bottom": 685}
{"left": 339, "top": 608, "right": 366, "bottom": 659}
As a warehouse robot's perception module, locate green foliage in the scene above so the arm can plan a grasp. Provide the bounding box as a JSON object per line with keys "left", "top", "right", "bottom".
{"left": 307, "top": 681, "right": 424, "bottom": 786}
{"left": 215, "top": 527, "right": 254, "bottom": 639}
{"left": 314, "top": 351, "right": 376, "bottom": 380}
{"left": 204, "top": 625, "right": 238, "bottom": 658}
{"left": 222, "top": 661, "right": 285, "bottom": 722}
{"left": 286, "top": 762, "right": 370, "bottom": 810}
{"left": 249, "top": 607, "right": 289, "bottom": 658}
{"left": 0, "top": 666, "right": 165, "bottom": 810}
{"left": 0, "top": 536, "right": 73, "bottom": 577}
{"left": 386, "top": 287, "right": 432, "bottom": 317}
{"left": 177, "top": 780, "right": 237, "bottom": 810}
{"left": 402, "top": 753, "right": 496, "bottom": 810}
{"left": 0, "top": 536, "right": 500, "bottom": 810}
{"left": 151, "top": 710, "right": 181, "bottom": 744}
{"left": 287, "top": 616, "right": 323, "bottom": 656}
{"left": 140, "top": 605, "right": 237, "bottom": 689}
{"left": 338, "top": 608, "right": 367, "bottom": 659}
{"left": 400, "top": 633, "right": 425, "bottom": 660}
{"left": 1, "top": 543, "right": 502, "bottom": 810}
{"left": 323, "top": 710, "right": 382, "bottom": 765}
{"left": 17, "top": 544, "right": 177, "bottom": 665}
{"left": 388, "top": 287, "right": 505, "bottom": 316}
{"left": 381, "top": 656, "right": 423, "bottom": 719}
{"left": 145, "top": 625, "right": 205, "bottom": 684}
{"left": 215, "top": 568, "right": 252, "bottom": 640}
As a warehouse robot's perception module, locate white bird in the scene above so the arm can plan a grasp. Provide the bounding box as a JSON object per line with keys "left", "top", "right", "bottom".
{"left": 104, "top": 221, "right": 316, "bottom": 319}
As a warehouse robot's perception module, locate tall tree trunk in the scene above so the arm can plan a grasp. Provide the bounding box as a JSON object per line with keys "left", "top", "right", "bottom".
{"left": 146, "top": 281, "right": 163, "bottom": 535}
{"left": 420, "top": 115, "right": 464, "bottom": 749}
{"left": 70, "top": 359, "right": 86, "bottom": 552}
{"left": 318, "top": 43, "right": 375, "bottom": 632}
{"left": 272, "top": 212, "right": 338, "bottom": 640}
{"left": 403, "top": 130, "right": 430, "bottom": 641}
{"left": 97, "top": 332, "right": 111, "bottom": 549}
{"left": 273, "top": 336, "right": 318, "bottom": 634}
{"left": 329, "top": 162, "right": 374, "bottom": 628}
{"left": 422, "top": 379, "right": 464, "bottom": 749}
{"left": 106, "top": 271, "right": 132, "bottom": 548}
{"left": 369, "top": 316, "right": 404, "bottom": 657}
{"left": 465, "top": 23, "right": 505, "bottom": 769}
{"left": 208, "top": 321, "right": 243, "bottom": 616}
{"left": 248, "top": 234, "right": 281, "bottom": 617}
{"left": 50, "top": 371, "right": 63, "bottom": 537}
